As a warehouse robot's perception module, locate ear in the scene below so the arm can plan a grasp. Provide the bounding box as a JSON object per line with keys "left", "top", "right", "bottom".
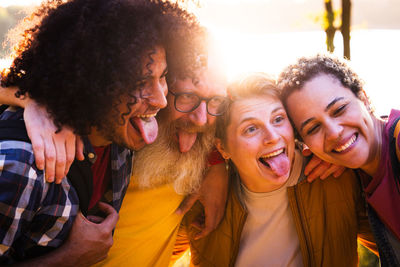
{"left": 360, "top": 89, "right": 373, "bottom": 113}
{"left": 215, "top": 138, "right": 231, "bottom": 160}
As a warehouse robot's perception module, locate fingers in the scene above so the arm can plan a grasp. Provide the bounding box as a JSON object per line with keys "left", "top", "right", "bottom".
{"left": 72, "top": 211, "right": 86, "bottom": 227}
{"left": 176, "top": 194, "right": 199, "bottom": 215}
{"left": 306, "top": 161, "right": 331, "bottom": 182}
{"left": 97, "top": 202, "right": 119, "bottom": 230}
{"left": 304, "top": 155, "right": 322, "bottom": 176}
{"left": 31, "top": 133, "right": 45, "bottom": 171}
{"left": 319, "top": 164, "right": 337, "bottom": 180}
{"left": 54, "top": 128, "right": 78, "bottom": 183}
{"left": 54, "top": 135, "right": 67, "bottom": 184}
{"left": 194, "top": 210, "right": 217, "bottom": 240}
{"left": 22, "top": 100, "right": 80, "bottom": 183}
{"left": 333, "top": 166, "right": 346, "bottom": 178}
{"left": 87, "top": 215, "right": 106, "bottom": 224}
{"left": 65, "top": 133, "right": 76, "bottom": 177}
{"left": 76, "top": 136, "right": 85, "bottom": 161}
{"left": 44, "top": 136, "right": 56, "bottom": 183}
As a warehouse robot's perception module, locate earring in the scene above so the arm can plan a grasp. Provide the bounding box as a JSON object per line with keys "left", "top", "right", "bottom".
{"left": 225, "top": 159, "right": 229, "bottom": 171}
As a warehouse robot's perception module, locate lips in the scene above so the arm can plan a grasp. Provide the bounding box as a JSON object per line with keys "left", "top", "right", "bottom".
{"left": 332, "top": 133, "right": 358, "bottom": 153}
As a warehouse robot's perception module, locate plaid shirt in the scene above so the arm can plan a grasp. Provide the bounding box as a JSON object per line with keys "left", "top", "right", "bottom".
{"left": 0, "top": 107, "right": 133, "bottom": 263}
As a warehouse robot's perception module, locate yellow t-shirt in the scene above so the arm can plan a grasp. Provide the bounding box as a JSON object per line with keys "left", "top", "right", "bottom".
{"left": 96, "top": 179, "right": 184, "bottom": 267}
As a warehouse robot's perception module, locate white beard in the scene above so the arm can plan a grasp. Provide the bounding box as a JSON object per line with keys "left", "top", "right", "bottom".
{"left": 132, "top": 118, "right": 215, "bottom": 195}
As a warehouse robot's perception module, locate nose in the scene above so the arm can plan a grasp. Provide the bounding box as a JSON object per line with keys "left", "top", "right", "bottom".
{"left": 325, "top": 121, "right": 343, "bottom": 141}
{"left": 263, "top": 126, "right": 280, "bottom": 145}
{"left": 147, "top": 81, "right": 168, "bottom": 109}
{"left": 189, "top": 101, "right": 208, "bottom": 126}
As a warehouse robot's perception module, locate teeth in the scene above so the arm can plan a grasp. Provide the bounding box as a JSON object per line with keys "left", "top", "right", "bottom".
{"left": 334, "top": 134, "right": 356, "bottom": 152}
{"left": 261, "top": 148, "right": 284, "bottom": 159}
{"left": 138, "top": 113, "right": 157, "bottom": 118}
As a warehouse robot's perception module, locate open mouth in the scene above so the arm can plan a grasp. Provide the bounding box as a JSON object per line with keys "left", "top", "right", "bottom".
{"left": 332, "top": 133, "right": 358, "bottom": 153}
{"left": 258, "top": 147, "right": 291, "bottom": 177}
{"left": 259, "top": 148, "right": 285, "bottom": 168}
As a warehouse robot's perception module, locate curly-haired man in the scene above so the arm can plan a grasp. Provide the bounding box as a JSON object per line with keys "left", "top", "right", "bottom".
{"left": 0, "top": 0, "right": 203, "bottom": 265}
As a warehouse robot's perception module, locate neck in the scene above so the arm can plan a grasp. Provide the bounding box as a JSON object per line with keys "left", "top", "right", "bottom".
{"left": 88, "top": 127, "right": 112, "bottom": 147}
{"left": 360, "top": 117, "right": 385, "bottom": 176}
{"left": 240, "top": 172, "right": 287, "bottom": 193}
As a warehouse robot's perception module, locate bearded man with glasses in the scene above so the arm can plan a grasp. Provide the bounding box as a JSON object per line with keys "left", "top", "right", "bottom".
{"left": 103, "top": 60, "right": 230, "bottom": 266}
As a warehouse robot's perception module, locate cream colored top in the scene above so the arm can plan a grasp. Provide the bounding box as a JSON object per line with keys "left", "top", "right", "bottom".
{"left": 235, "top": 151, "right": 304, "bottom": 267}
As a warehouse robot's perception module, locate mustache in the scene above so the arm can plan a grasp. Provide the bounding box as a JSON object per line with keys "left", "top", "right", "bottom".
{"left": 173, "top": 118, "right": 209, "bottom": 133}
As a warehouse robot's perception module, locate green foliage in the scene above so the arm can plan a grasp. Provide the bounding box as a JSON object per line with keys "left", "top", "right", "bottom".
{"left": 0, "top": 6, "right": 28, "bottom": 57}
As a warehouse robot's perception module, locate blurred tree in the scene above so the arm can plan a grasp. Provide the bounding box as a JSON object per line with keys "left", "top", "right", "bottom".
{"left": 324, "top": 0, "right": 336, "bottom": 53}
{"left": 0, "top": 6, "right": 27, "bottom": 57}
{"left": 341, "top": 0, "right": 351, "bottom": 59}
{"left": 323, "top": 0, "right": 351, "bottom": 59}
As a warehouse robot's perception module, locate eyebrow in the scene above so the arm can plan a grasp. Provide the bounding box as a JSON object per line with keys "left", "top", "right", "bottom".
{"left": 325, "top": 97, "right": 344, "bottom": 111}
{"left": 143, "top": 67, "right": 168, "bottom": 80}
{"left": 271, "top": 106, "right": 284, "bottom": 115}
{"left": 239, "top": 106, "right": 283, "bottom": 125}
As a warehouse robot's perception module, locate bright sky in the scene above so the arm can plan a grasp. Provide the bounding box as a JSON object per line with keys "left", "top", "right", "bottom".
{"left": 1, "top": 0, "right": 399, "bottom": 115}
{"left": 0, "top": 0, "right": 41, "bottom": 6}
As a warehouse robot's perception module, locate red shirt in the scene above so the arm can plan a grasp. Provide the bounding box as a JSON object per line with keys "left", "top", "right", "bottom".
{"left": 361, "top": 109, "right": 400, "bottom": 240}
{"left": 88, "top": 145, "right": 111, "bottom": 210}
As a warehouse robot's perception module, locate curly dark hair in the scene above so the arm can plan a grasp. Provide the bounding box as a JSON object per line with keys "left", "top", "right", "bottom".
{"left": 1, "top": 0, "right": 205, "bottom": 135}
{"left": 277, "top": 54, "right": 372, "bottom": 112}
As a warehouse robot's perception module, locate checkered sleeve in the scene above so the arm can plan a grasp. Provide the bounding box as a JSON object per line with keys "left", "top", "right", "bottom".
{"left": 0, "top": 140, "right": 79, "bottom": 259}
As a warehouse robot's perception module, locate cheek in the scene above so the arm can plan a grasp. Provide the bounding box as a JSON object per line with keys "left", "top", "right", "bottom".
{"left": 168, "top": 106, "right": 183, "bottom": 121}
{"left": 303, "top": 134, "right": 327, "bottom": 157}
{"left": 207, "top": 115, "right": 217, "bottom": 125}
{"left": 227, "top": 136, "right": 254, "bottom": 158}
{"left": 283, "top": 124, "right": 295, "bottom": 140}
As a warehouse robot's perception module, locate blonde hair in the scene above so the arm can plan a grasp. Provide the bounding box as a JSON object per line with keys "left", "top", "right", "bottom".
{"left": 215, "top": 72, "right": 280, "bottom": 144}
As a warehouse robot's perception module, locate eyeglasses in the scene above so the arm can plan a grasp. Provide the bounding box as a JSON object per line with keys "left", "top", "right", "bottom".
{"left": 168, "top": 90, "right": 229, "bottom": 116}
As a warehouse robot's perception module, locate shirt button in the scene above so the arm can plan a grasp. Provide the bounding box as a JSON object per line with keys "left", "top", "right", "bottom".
{"left": 88, "top": 152, "right": 95, "bottom": 159}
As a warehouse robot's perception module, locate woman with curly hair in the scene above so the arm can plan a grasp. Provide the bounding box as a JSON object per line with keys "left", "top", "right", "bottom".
{"left": 0, "top": 0, "right": 205, "bottom": 265}
{"left": 279, "top": 54, "right": 400, "bottom": 265}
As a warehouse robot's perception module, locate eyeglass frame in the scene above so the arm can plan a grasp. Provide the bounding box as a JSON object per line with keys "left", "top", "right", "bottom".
{"left": 168, "top": 90, "right": 228, "bottom": 116}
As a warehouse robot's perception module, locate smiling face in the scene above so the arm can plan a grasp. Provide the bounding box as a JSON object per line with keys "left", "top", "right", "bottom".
{"left": 162, "top": 68, "right": 227, "bottom": 153}
{"left": 92, "top": 46, "right": 168, "bottom": 150}
{"left": 286, "top": 74, "right": 380, "bottom": 174}
{"left": 217, "top": 95, "right": 295, "bottom": 193}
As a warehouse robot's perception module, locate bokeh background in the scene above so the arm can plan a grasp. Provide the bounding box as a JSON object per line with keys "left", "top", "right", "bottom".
{"left": 1, "top": 0, "right": 398, "bottom": 266}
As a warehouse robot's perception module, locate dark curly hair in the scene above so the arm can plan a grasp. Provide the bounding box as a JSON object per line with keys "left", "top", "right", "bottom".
{"left": 1, "top": 0, "right": 205, "bottom": 135}
{"left": 277, "top": 54, "right": 372, "bottom": 112}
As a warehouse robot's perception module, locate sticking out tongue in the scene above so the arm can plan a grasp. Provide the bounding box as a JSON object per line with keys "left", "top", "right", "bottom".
{"left": 263, "top": 153, "right": 290, "bottom": 177}
{"left": 132, "top": 116, "right": 158, "bottom": 144}
{"left": 177, "top": 130, "right": 197, "bottom": 153}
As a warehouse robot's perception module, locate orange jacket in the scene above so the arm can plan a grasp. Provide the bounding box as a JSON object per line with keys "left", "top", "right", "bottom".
{"left": 181, "top": 170, "right": 377, "bottom": 267}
